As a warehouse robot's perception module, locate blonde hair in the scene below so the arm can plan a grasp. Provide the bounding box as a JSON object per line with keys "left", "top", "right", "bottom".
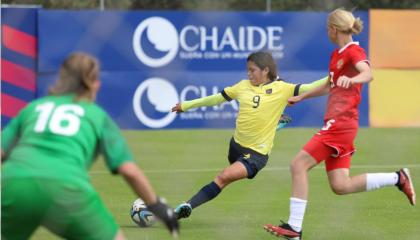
{"left": 328, "top": 8, "right": 363, "bottom": 35}
{"left": 49, "top": 52, "right": 99, "bottom": 99}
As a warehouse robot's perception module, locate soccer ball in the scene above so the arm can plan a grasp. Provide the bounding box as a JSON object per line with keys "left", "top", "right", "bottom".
{"left": 130, "top": 198, "right": 156, "bottom": 227}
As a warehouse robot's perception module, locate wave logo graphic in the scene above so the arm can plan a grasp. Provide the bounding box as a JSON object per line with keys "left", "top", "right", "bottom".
{"left": 133, "top": 17, "right": 179, "bottom": 68}
{"left": 133, "top": 78, "right": 178, "bottom": 128}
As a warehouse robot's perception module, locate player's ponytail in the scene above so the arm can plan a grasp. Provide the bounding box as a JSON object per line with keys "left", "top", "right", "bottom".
{"left": 351, "top": 17, "right": 363, "bottom": 35}
{"left": 49, "top": 52, "right": 99, "bottom": 100}
{"left": 328, "top": 8, "right": 364, "bottom": 35}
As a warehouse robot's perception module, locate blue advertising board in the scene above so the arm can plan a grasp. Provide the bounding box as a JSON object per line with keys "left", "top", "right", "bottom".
{"left": 37, "top": 10, "right": 369, "bottom": 129}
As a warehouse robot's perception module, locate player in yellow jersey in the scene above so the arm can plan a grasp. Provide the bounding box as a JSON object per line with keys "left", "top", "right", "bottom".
{"left": 172, "top": 51, "right": 327, "bottom": 220}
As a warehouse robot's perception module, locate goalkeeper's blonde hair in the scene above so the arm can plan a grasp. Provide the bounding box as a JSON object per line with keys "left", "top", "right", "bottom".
{"left": 49, "top": 52, "right": 99, "bottom": 101}
{"left": 328, "top": 8, "right": 363, "bottom": 35}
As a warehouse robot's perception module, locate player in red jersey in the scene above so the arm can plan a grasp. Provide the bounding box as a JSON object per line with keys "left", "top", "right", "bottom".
{"left": 264, "top": 8, "right": 416, "bottom": 239}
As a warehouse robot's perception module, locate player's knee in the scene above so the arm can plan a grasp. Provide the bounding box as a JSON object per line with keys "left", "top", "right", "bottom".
{"left": 330, "top": 182, "right": 349, "bottom": 195}
{"left": 290, "top": 151, "right": 316, "bottom": 175}
{"left": 290, "top": 158, "right": 306, "bottom": 175}
{"left": 215, "top": 172, "right": 231, "bottom": 188}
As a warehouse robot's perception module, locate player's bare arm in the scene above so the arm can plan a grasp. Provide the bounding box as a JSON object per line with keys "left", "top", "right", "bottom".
{"left": 119, "top": 162, "right": 158, "bottom": 205}
{"left": 337, "top": 61, "right": 373, "bottom": 88}
{"left": 119, "top": 162, "right": 179, "bottom": 237}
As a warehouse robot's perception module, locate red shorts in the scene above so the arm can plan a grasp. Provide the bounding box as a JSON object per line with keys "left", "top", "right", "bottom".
{"left": 303, "top": 119, "right": 358, "bottom": 172}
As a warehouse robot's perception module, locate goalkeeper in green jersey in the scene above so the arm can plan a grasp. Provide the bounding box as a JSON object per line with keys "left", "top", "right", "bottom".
{"left": 172, "top": 51, "right": 327, "bottom": 220}
{"left": 1, "top": 53, "right": 179, "bottom": 240}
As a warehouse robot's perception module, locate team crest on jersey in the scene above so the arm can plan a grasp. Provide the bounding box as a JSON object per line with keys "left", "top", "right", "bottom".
{"left": 337, "top": 59, "right": 344, "bottom": 69}
{"left": 266, "top": 89, "right": 272, "bottom": 94}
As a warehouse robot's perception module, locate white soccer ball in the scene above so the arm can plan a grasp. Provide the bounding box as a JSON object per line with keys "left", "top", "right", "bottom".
{"left": 130, "top": 198, "right": 156, "bottom": 227}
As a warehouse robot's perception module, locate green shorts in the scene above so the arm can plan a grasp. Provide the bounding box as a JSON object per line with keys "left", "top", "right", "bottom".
{"left": 1, "top": 178, "right": 119, "bottom": 240}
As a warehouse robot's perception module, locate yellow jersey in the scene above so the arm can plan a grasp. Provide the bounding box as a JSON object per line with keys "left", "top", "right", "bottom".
{"left": 222, "top": 79, "right": 297, "bottom": 155}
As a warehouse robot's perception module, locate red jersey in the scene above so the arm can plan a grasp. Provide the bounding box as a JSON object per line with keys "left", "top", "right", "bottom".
{"left": 325, "top": 42, "right": 368, "bottom": 122}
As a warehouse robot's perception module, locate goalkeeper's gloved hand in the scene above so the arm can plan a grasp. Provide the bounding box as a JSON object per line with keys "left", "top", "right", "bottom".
{"left": 277, "top": 114, "right": 292, "bottom": 131}
{"left": 147, "top": 197, "right": 179, "bottom": 238}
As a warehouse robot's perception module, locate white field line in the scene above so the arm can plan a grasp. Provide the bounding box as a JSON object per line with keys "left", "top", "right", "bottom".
{"left": 90, "top": 164, "right": 420, "bottom": 175}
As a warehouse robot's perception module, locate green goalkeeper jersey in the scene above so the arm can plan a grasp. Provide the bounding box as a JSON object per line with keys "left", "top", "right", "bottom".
{"left": 1, "top": 94, "right": 133, "bottom": 185}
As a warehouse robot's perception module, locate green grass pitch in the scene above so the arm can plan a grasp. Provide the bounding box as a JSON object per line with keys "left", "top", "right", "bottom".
{"left": 32, "top": 128, "right": 420, "bottom": 239}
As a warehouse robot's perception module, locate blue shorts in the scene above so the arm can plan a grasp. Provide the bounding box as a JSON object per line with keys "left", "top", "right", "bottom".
{"left": 228, "top": 138, "right": 269, "bottom": 179}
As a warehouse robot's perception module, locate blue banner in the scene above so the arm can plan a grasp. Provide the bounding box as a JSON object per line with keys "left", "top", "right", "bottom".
{"left": 37, "top": 10, "right": 369, "bottom": 129}
{"left": 38, "top": 10, "right": 369, "bottom": 72}
{"left": 37, "top": 70, "right": 369, "bottom": 129}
